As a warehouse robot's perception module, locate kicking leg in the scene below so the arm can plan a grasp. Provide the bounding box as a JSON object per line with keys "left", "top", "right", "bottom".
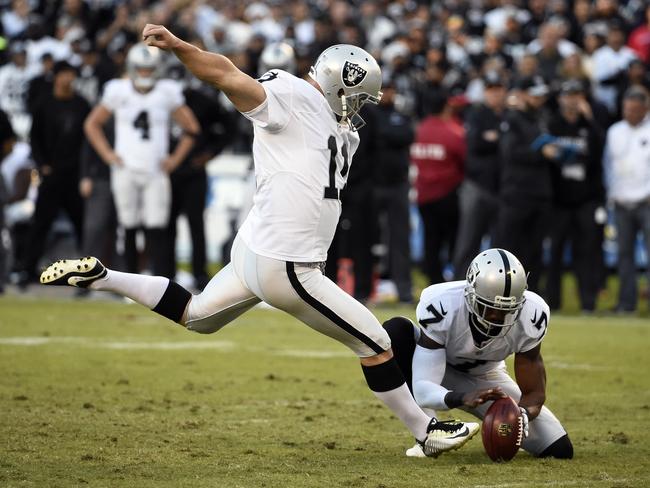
{"left": 40, "top": 257, "right": 260, "bottom": 332}
{"left": 245, "top": 256, "right": 478, "bottom": 457}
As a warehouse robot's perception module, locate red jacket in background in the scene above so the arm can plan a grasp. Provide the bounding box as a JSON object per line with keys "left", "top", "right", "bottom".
{"left": 628, "top": 25, "right": 650, "bottom": 64}
{"left": 410, "top": 115, "right": 466, "bottom": 205}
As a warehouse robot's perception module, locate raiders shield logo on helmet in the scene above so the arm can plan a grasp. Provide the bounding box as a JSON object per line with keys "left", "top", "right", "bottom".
{"left": 342, "top": 61, "right": 367, "bottom": 87}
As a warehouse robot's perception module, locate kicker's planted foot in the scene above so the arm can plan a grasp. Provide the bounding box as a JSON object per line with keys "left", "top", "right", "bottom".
{"left": 417, "top": 419, "right": 480, "bottom": 458}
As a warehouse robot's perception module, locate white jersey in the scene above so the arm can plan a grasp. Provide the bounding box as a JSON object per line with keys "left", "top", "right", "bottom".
{"left": 1, "top": 141, "right": 32, "bottom": 192}
{"left": 416, "top": 281, "right": 550, "bottom": 375}
{"left": 101, "top": 78, "right": 184, "bottom": 173}
{"left": 0, "top": 63, "right": 36, "bottom": 116}
{"left": 239, "top": 70, "right": 360, "bottom": 262}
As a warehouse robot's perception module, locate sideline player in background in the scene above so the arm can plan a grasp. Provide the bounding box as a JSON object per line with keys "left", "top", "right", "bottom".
{"left": 384, "top": 248, "right": 573, "bottom": 458}
{"left": 84, "top": 43, "right": 200, "bottom": 275}
{"left": 41, "top": 25, "right": 481, "bottom": 457}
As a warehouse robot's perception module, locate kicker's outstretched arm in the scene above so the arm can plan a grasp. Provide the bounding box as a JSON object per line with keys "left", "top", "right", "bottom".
{"left": 142, "top": 24, "right": 265, "bottom": 113}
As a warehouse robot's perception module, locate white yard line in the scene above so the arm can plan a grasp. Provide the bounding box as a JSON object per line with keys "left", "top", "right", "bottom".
{"left": 0, "top": 336, "right": 349, "bottom": 357}
{"left": 274, "top": 349, "right": 351, "bottom": 358}
{"left": 0, "top": 337, "right": 621, "bottom": 366}
{"left": 0, "top": 336, "right": 235, "bottom": 350}
{"left": 545, "top": 361, "right": 610, "bottom": 371}
{"left": 473, "top": 478, "right": 639, "bottom": 488}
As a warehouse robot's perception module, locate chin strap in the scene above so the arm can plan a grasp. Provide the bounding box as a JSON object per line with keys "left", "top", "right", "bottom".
{"left": 340, "top": 93, "right": 347, "bottom": 121}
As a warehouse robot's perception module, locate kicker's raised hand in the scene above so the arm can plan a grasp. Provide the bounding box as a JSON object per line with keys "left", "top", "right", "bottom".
{"left": 142, "top": 24, "right": 179, "bottom": 51}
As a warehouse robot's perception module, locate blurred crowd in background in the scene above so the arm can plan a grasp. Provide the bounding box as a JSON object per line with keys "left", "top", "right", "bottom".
{"left": 1, "top": 0, "right": 650, "bottom": 314}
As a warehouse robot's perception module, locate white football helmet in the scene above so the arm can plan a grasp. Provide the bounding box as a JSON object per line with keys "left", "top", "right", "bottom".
{"left": 127, "top": 43, "right": 162, "bottom": 91}
{"left": 464, "top": 248, "right": 527, "bottom": 348}
{"left": 259, "top": 42, "right": 296, "bottom": 76}
{"left": 309, "top": 44, "right": 382, "bottom": 130}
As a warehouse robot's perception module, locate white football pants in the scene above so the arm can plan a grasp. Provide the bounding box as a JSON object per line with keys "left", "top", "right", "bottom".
{"left": 111, "top": 166, "right": 171, "bottom": 228}
{"left": 185, "top": 234, "right": 391, "bottom": 358}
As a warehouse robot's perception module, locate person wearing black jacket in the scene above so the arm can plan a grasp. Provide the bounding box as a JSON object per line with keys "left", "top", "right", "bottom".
{"left": 371, "top": 82, "right": 414, "bottom": 303}
{"left": 544, "top": 80, "right": 605, "bottom": 311}
{"left": 453, "top": 72, "right": 506, "bottom": 279}
{"left": 0, "top": 109, "right": 14, "bottom": 293}
{"left": 164, "top": 76, "right": 234, "bottom": 289}
{"left": 79, "top": 120, "right": 117, "bottom": 270}
{"left": 326, "top": 98, "right": 377, "bottom": 303}
{"left": 496, "top": 77, "right": 554, "bottom": 292}
{"left": 18, "top": 61, "right": 90, "bottom": 285}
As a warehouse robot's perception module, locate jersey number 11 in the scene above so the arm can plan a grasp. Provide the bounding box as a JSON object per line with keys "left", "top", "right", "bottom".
{"left": 324, "top": 136, "right": 349, "bottom": 200}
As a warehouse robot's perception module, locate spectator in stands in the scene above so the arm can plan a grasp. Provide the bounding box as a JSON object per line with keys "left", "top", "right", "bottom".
{"left": 530, "top": 21, "right": 577, "bottom": 83}
{"left": 496, "top": 77, "right": 553, "bottom": 292}
{"left": 75, "top": 39, "right": 113, "bottom": 106}
{"left": 79, "top": 124, "right": 118, "bottom": 278}
{"left": 26, "top": 52, "right": 54, "bottom": 114}
{"left": 615, "top": 59, "right": 650, "bottom": 113}
{"left": 1, "top": 0, "right": 29, "bottom": 40}
{"left": 592, "top": 22, "right": 638, "bottom": 115}
{"left": 327, "top": 96, "right": 377, "bottom": 304}
{"left": 570, "top": 0, "right": 594, "bottom": 46}
{"left": 453, "top": 71, "right": 507, "bottom": 279}
{"left": 0, "top": 109, "right": 14, "bottom": 292}
{"left": 370, "top": 79, "right": 414, "bottom": 304}
{"left": 0, "top": 106, "right": 32, "bottom": 278}
{"left": 591, "top": 0, "right": 628, "bottom": 32}
{"left": 411, "top": 91, "right": 465, "bottom": 285}
{"left": 627, "top": 4, "right": 650, "bottom": 64}
{"left": 0, "top": 42, "right": 37, "bottom": 139}
{"left": 581, "top": 29, "right": 606, "bottom": 80}
{"left": 522, "top": 0, "right": 549, "bottom": 43}
{"left": 18, "top": 61, "right": 89, "bottom": 286}
{"left": 545, "top": 80, "right": 605, "bottom": 312}
{"left": 603, "top": 87, "right": 650, "bottom": 313}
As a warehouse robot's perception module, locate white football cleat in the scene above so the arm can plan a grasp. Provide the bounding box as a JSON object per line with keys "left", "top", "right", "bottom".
{"left": 419, "top": 419, "right": 480, "bottom": 458}
{"left": 40, "top": 257, "right": 107, "bottom": 288}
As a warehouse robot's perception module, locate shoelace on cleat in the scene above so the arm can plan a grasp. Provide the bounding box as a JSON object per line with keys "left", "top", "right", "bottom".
{"left": 431, "top": 420, "right": 465, "bottom": 434}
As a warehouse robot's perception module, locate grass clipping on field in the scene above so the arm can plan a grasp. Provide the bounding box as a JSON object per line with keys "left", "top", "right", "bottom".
{"left": 0, "top": 299, "right": 649, "bottom": 487}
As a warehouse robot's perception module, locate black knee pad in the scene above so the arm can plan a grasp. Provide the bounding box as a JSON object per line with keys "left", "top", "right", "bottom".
{"left": 152, "top": 280, "right": 192, "bottom": 323}
{"left": 361, "top": 358, "right": 406, "bottom": 393}
{"left": 540, "top": 434, "right": 573, "bottom": 459}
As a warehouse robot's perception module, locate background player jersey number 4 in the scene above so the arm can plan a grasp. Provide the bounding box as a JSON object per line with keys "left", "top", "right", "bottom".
{"left": 133, "top": 110, "right": 150, "bottom": 140}
{"left": 324, "top": 135, "right": 349, "bottom": 200}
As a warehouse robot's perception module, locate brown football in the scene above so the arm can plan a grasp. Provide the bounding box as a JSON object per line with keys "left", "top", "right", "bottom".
{"left": 481, "top": 396, "right": 523, "bottom": 462}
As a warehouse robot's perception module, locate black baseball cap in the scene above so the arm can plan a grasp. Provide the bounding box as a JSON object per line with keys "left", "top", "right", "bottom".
{"left": 53, "top": 60, "right": 78, "bottom": 75}
{"left": 560, "top": 79, "right": 585, "bottom": 95}
{"left": 517, "top": 76, "right": 549, "bottom": 97}
{"left": 623, "top": 86, "right": 649, "bottom": 102}
{"left": 9, "top": 41, "right": 26, "bottom": 55}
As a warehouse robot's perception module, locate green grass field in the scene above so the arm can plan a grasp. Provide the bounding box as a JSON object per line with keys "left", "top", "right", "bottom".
{"left": 1, "top": 294, "right": 649, "bottom": 487}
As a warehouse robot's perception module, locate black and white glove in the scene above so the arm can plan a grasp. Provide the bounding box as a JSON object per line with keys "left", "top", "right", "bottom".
{"left": 519, "top": 407, "right": 530, "bottom": 439}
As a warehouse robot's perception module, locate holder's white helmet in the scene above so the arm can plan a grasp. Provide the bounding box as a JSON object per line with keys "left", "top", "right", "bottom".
{"left": 309, "top": 44, "right": 382, "bottom": 130}
{"left": 464, "top": 248, "right": 527, "bottom": 348}
{"left": 127, "top": 43, "right": 162, "bottom": 91}
{"left": 259, "top": 42, "right": 296, "bottom": 76}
